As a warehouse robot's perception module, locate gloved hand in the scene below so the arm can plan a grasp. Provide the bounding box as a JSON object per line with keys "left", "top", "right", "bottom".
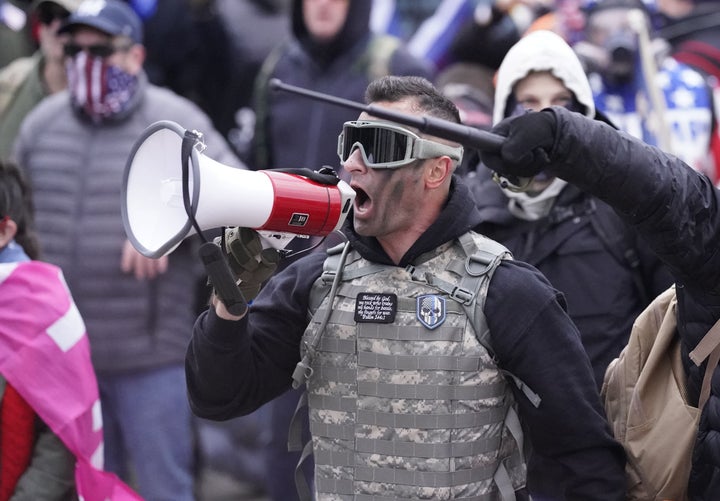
{"left": 482, "top": 109, "right": 558, "bottom": 179}
{"left": 215, "top": 227, "right": 280, "bottom": 301}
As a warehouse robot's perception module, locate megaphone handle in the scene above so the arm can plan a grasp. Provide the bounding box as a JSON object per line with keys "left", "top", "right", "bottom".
{"left": 199, "top": 242, "right": 248, "bottom": 317}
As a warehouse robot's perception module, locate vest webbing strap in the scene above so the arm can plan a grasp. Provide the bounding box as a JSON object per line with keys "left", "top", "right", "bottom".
{"left": 354, "top": 494, "right": 495, "bottom": 501}
{"left": 316, "top": 336, "right": 356, "bottom": 354}
{"left": 455, "top": 234, "right": 542, "bottom": 410}
{"left": 302, "top": 398, "right": 507, "bottom": 429}
{"left": 494, "top": 405, "right": 524, "bottom": 500}
{"left": 357, "top": 380, "right": 507, "bottom": 400}
{"left": 353, "top": 462, "right": 498, "bottom": 487}
{"left": 357, "top": 407, "right": 507, "bottom": 430}
{"left": 359, "top": 322, "right": 465, "bottom": 342}
{"left": 357, "top": 351, "right": 484, "bottom": 371}
{"left": 353, "top": 434, "right": 503, "bottom": 458}
{"left": 315, "top": 476, "right": 354, "bottom": 496}
{"left": 339, "top": 262, "right": 394, "bottom": 280}
{"left": 293, "top": 242, "right": 352, "bottom": 389}
{"left": 313, "top": 434, "right": 503, "bottom": 464}
{"left": 294, "top": 439, "right": 314, "bottom": 501}
{"left": 309, "top": 416, "right": 507, "bottom": 446}
{"left": 288, "top": 389, "right": 308, "bottom": 452}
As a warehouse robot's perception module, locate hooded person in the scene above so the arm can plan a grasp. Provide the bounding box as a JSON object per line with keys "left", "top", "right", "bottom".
{"left": 490, "top": 29, "right": 597, "bottom": 221}
{"left": 465, "top": 30, "right": 673, "bottom": 499}
{"left": 249, "top": 0, "right": 433, "bottom": 173}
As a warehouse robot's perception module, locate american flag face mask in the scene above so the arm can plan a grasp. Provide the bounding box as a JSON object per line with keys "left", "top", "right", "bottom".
{"left": 66, "top": 51, "right": 139, "bottom": 122}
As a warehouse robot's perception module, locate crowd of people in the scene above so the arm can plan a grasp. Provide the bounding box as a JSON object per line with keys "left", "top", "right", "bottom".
{"left": 3, "top": 0, "right": 720, "bottom": 500}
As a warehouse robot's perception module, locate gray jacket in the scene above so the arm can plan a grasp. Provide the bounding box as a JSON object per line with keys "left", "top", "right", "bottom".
{"left": 12, "top": 73, "right": 243, "bottom": 374}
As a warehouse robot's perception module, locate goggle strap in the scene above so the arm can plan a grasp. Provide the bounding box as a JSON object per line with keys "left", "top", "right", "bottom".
{"left": 413, "top": 138, "right": 463, "bottom": 162}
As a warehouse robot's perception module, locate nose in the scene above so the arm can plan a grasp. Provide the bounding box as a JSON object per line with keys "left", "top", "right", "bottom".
{"left": 341, "top": 147, "right": 367, "bottom": 176}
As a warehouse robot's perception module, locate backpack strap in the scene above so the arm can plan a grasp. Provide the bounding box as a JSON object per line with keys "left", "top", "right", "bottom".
{"left": 689, "top": 316, "right": 720, "bottom": 409}
{"left": 251, "top": 40, "right": 290, "bottom": 171}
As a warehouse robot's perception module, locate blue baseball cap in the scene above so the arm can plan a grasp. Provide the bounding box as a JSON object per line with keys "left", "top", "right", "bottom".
{"left": 59, "top": 0, "right": 143, "bottom": 43}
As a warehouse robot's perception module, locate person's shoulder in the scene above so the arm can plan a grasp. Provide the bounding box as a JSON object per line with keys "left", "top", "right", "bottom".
{"left": 0, "top": 260, "right": 67, "bottom": 297}
{"left": 0, "top": 53, "right": 38, "bottom": 92}
{"left": 144, "top": 84, "right": 205, "bottom": 112}
{"left": 16, "top": 91, "right": 70, "bottom": 134}
{"left": 141, "top": 84, "right": 218, "bottom": 130}
{"left": 491, "top": 258, "right": 560, "bottom": 303}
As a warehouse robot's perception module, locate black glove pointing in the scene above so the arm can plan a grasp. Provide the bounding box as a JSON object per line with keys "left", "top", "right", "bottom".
{"left": 482, "top": 110, "right": 558, "bottom": 179}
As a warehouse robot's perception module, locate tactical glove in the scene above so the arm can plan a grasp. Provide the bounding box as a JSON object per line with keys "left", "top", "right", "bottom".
{"left": 482, "top": 109, "right": 558, "bottom": 179}
{"left": 215, "top": 227, "right": 280, "bottom": 302}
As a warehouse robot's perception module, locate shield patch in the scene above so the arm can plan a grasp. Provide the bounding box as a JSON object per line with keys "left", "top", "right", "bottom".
{"left": 417, "top": 294, "right": 446, "bottom": 330}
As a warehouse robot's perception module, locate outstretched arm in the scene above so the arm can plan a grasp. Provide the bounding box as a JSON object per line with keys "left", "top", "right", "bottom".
{"left": 483, "top": 107, "right": 720, "bottom": 294}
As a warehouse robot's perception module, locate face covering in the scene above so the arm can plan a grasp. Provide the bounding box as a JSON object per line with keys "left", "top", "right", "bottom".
{"left": 504, "top": 177, "right": 568, "bottom": 221}
{"left": 66, "top": 51, "right": 139, "bottom": 123}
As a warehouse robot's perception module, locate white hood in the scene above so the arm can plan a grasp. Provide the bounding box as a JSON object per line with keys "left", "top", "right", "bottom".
{"left": 493, "top": 30, "right": 595, "bottom": 124}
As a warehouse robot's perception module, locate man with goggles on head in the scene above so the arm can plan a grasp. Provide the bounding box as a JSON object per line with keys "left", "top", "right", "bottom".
{"left": 187, "top": 75, "right": 625, "bottom": 500}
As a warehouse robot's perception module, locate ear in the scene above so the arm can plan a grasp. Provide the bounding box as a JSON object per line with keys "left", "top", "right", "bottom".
{"left": 125, "top": 44, "right": 146, "bottom": 74}
{"left": 0, "top": 218, "right": 18, "bottom": 249}
{"left": 424, "top": 156, "right": 453, "bottom": 189}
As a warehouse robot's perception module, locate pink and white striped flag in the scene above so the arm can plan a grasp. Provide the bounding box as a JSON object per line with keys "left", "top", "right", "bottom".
{"left": 0, "top": 261, "right": 143, "bottom": 501}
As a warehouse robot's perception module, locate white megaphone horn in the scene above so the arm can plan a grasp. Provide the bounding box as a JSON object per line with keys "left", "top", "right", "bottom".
{"left": 121, "top": 120, "right": 355, "bottom": 259}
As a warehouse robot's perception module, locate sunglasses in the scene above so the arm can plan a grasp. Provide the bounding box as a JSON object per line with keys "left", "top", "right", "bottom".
{"left": 37, "top": 4, "right": 70, "bottom": 25}
{"left": 337, "top": 120, "right": 463, "bottom": 169}
{"left": 63, "top": 42, "right": 131, "bottom": 59}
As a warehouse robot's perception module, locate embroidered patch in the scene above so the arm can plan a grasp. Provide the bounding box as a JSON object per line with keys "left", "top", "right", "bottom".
{"left": 354, "top": 293, "right": 397, "bottom": 323}
{"left": 417, "top": 294, "right": 446, "bottom": 330}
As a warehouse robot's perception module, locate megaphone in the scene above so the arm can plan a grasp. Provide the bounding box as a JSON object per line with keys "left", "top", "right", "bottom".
{"left": 121, "top": 120, "right": 356, "bottom": 259}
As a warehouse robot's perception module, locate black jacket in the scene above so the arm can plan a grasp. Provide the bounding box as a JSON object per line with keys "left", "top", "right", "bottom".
{"left": 186, "top": 177, "right": 626, "bottom": 500}
{"left": 468, "top": 169, "right": 673, "bottom": 388}
{"left": 542, "top": 106, "right": 720, "bottom": 500}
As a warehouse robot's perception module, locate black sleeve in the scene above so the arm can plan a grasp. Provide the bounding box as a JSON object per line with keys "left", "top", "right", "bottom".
{"left": 549, "top": 106, "right": 720, "bottom": 294}
{"left": 185, "top": 252, "right": 326, "bottom": 420}
{"left": 485, "top": 259, "right": 627, "bottom": 500}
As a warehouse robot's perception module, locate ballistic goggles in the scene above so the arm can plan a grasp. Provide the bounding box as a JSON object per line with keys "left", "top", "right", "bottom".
{"left": 337, "top": 120, "right": 463, "bottom": 169}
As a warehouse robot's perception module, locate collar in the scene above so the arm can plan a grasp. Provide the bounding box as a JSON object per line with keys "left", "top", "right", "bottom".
{"left": 0, "top": 240, "right": 30, "bottom": 263}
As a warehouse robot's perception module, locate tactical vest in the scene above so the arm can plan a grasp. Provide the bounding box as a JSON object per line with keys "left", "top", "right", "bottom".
{"left": 295, "top": 232, "right": 529, "bottom": 500}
